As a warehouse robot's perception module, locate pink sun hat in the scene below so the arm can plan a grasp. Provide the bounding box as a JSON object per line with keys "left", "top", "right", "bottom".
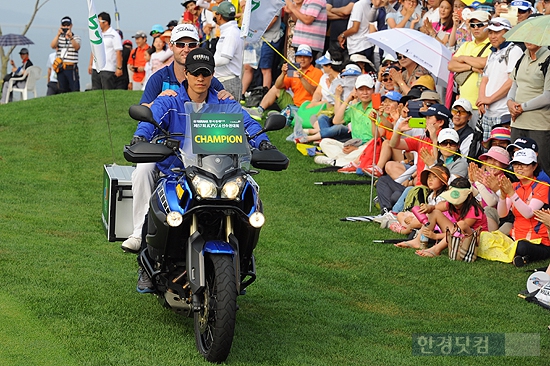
{"left": 479, "top": 146, "right": 510, "bottom": 166}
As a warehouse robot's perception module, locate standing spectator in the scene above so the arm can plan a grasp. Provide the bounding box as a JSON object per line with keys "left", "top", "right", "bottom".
{"left": 507, "top": 42, "right": 550, "bottom": 175}
{"left": 115, "top": 39, "right": 132, "bottom": 90}
{"left": 166, "top": 20, "right": 179, "bottom": 30}
{"left": 423, "top": 0, "right": 453, "bottom": 46}
{"left": 286, "top": 0, "right": 328, "bottom": 56}
{"left": 449, "top": 0, "right": 472, "bottom": 51}
{"left": 338, "top": 0, "right": 376, "bottom": 64}
{"left": 46, "top": 51, "right": 60, "bottom": 96}
{"left": 448, "top": 10, "right": 491, "bottom": 128}
{"left": 128, "top": 31, "right": 150, "bottom": 91}
{"left": 1, "top": 48, "right": 33, "bottom": 104}
{"left": 386, "top": 0, "right": 422, "bottom": 30}
{"left": 422, "top": 0, "right": 441, "bottom": 24}
{"left": 327, "top": 0, "right": 357, "bottom": 52}
{"left": 476, "top": 18, "right": 523, "bottom": 141}
{"left": 50, "top": 16, "right": 81, "bottom": 93}
{"left": 88, "top": 12, "right": 123, "bottom": 90}
{"left": 510, "top": 0, "right": 533, "bottom": 23}
{"left": 212, "top": 1, "right": 244, "bottom": 98}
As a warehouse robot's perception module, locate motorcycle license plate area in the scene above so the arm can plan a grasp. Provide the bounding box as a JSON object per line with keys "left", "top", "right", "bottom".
{"left": 190, "top": 112, "right": 247, "bottom": 155}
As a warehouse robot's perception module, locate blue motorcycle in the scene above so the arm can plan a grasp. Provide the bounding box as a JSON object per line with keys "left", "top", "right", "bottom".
{"left": 124, "top": 103, "right": 288, "bottom": 362}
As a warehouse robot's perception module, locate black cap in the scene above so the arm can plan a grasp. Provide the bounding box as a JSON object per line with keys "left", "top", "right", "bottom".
{"left": 507, "top": 137, "right": 538, "bottom": 153}
{"left": 382, "top": 65, "right": 400, "bottom": 76}
{"left": 19, "top": 48, "right": 29, "bottom": 54}
{"left": 420, "top": 104, "right": 451, "bottom": 121}
{"left": 185, "top": 48, "right": 215, "bottom": 74}
{"left": 399, "top": 88, "right": 422, "bottom": 104}
{"left": 61, "top": 16, "right": 72, "bottom": 25}
{"left": 167, "top": 20, "right": 178, "bottom": 28}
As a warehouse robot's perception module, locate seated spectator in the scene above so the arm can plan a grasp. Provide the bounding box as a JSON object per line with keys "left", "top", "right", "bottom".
{"left": 1, "top": 48, "right": 33, "bottom": 104}
{"left": 414, "top": 177, "right": 489, "bottom": 256}
{"left": 350, "top": 54, "right": 376, "bottom": 74}
{"left": 482, "top": 126, "right": 511, "bottom": 150}
{"left": 507, "top": 137, "right": 550, "bottom": 185}
{"left": 244, "top": 44, "right": 323, "bottom": 120}
{"left": 498, "top": 149, "right": 550, "bottom": 267}
{"left": 450, "top": 98, "right": 474, "bottom": 156}
{"left": 390, "top": 53, "right": 434, "bottom": 95}
{"left": 386, "top": 0, "right": 422, "bottom": 30}
{"left": 376, "top": 66, "right": 400, "bottom": 94}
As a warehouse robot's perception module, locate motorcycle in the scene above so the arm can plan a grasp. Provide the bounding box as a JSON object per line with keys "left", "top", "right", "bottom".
{"left": 123, "top": 102, "right": 288, "bottom": 363}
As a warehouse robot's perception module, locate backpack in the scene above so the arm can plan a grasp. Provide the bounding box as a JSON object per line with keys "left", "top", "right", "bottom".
{"left": 403, "top": 185, "right": 429, "bottom": 212}
{"left": 513, "top": 53, "right": 550, "bottom": 79}
{"left": 244, "top": 86, "right": 268, "bottom": 108}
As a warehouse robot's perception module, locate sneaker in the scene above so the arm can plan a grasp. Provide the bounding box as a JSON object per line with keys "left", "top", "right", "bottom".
{"left": 243, "top": 106, "right": 263, "bottom": 120}
{"left": 363, "top": 165, "right": 384, "bottom": 178}
{"left": 121, "top": 236, "right": 141, "bottom": 254}
{"left": 314, "top": 156, "right": 335, "bottom": 165}
{"left": 373, "top": 208, "right": 391, "bottom": 223}
{"left": 338, "top": 164, "right": 358, "bottom": 174}
{"left": 137, "top": 268, "right": 155, "bottom": 294}
{"left": 266, "top": 110, "right": 279, "bottom": 118}
{"left": 513, "top": 255, "right": 529, "bottom": 268}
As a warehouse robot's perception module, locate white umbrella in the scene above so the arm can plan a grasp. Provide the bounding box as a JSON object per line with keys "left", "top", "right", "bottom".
{"left": 366, "top": 28, "right": 452, "bottom": 85}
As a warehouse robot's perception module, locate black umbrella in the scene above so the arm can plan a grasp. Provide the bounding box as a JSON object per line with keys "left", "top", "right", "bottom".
{"left": 0, "top": 34, "right": 34, "bottom": 47}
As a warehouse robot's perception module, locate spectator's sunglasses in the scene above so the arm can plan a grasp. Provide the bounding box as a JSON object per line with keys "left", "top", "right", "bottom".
{"left": 517, "top": 8, "right": 530, "bottom": 13}
{"left": 440, "top": 140, "right": 458, "bottom": 147}
{"left": 451, "top": 108, "right": 469, "bottom": 116}
{"left": 423, "top": 101, "right": 436, "bottom": 107}
{"left": 187, "top": 69, "right": 212, "bottom": 77}
{"left": 396, "top": 54, "right": 407, "bottom": 60}
{"left": 173, "top": 41, "right": 199, "bottom": 49}
{"left": 488, "top": 20, "right": 509, "bottom": 28}
{"left": 469, "top": 22, "right": 487, "bottom": 28}
{"left": 150, "top": 30, "right": 162, "bottom": 36}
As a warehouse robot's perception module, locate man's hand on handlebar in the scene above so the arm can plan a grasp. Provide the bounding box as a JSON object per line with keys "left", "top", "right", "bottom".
{"left": 131, "top": 136, "right": 147, "bottom": 145}
{"left": 259, "top": 140, "right": 277, "bottom": 151}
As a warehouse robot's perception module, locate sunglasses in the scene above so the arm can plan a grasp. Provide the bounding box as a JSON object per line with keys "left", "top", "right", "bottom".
{"left": 396, "top": 55, "right": 407, "bottom": 60}
{"left": 440, "top": 140, "right": 458, "bottom": 147}
{"left": 423, "top": 101, "right": 436, "bottom": 107}
{"left": 61, "top": 22, "right": 71, "bottom": 26}
{"left": 488, "top": 21, "right": 510, "bottom": 28}
{"left": 517, "top": 8, "right": 530, "bottom": 13}
{"left": 150, "top": 30, "right": 161, "bottom": 35}
{"left": 469, "top": 22, "right": 487, "bottom": 28}
{"left": 173, "top": 41, "right": 199, "bottom": 49}
{"left": 188, "top": 69, "right": 212, "bottom": 77}
{"left": 451, "top": 108, "right": 469, "bottom": 116}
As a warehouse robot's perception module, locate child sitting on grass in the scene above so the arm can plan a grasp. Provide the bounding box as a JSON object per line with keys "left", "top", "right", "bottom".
{"left": 414, "top": 178, "right": 488, "bottom": 257}
{"left": 390, "top": 164, "right": 449, "bottom": 235}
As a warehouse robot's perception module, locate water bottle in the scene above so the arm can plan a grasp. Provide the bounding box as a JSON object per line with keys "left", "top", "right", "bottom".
{"left": 419, "top": 230, "right": 430, "bottom": 250}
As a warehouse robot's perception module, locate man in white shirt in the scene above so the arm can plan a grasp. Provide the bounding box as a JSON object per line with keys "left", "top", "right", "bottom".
{"left": 212, "top": 1, "right": 243, "bottom": 99}
{"left": 338, "top": 0, "right": 375, "bottom": 63}
{"left": 88, "top": 12, "right": 123, "bottom": 90}
{"left": 46, "top": 52, "right": 60, "bottom": 96}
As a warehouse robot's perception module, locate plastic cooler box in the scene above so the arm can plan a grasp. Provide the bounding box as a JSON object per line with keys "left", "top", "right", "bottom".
{"left": 102, "top": 164, "right": 135, "bottom": 242}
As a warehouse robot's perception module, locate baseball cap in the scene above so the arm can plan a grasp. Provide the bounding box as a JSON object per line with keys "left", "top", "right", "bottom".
{"left": 511, "top": 0, "right": 533, "bottom": 10}
{"left": 350, "top": 54, "right": 369, "bottom": 63}
{"left": 488, "top": 17, "right": 512, "bottom": 31}
{"left": 437, "top": 128, "right": 460, "bottom": 143}
{"left": 452, "top": 98, "right": 473, "bottom": 114}
{"left": 482, "top": 127, "right": 511, "bottom": 148}
{"left": 382, "top": 54, "right": 397, "bottom": 63}
{"left": 295, "top": 44, "right": 313, "bottom": 57}
{"left": 123, "top": 39, "right": 133, "bottom": 47}
{"left": 132, "top": 31, "right": 147, "bottom": 39}
{"left": 213, "top": 1, "right": 236, "bottom": 18}
{"left": 167, "top": 20, "right": 179, "bottom": 28}
{"left": 510, "top": 148, "right": 538, "bottom": 165}
{"left": 420, "top": 165, "right": 450, "bottom": 187}
{"left": 400, "top": 88, "right": 422, "bottom": 104}
{"left": 19, "top": 48, "right": 28, "bottom": 55}
{"left": 355, "top": 74, "right": 375, "bottom": 89}
{"left": 382, "top": 65, "right": 401, "bottom": 76}
{"left": 420, "top": 90, "right": 442, "bottom": 103}
{"left": 181, "top": 0, "right": 196, "bottom": 7}
{"left": 170, "top": 24, "right": 199, "bottom": 42}
{"left": 150, "top": 24, "right": 164, "bottom": 36}
{"left": 507, "top": 137, "right": 539, "bottom": 153}
{"left": 381, "top": 91, "right": 403, "bottom": 103}
{"left": 420, "top": 104, "right": 452, "bottom": 121}
{"left": 496, "top": 114, "right": 512, "bottom": 127}
{"left": 315, "top": 51, "right": 342, "bottom": 66}
{"left": 479, "top": 146, "right": 511, "bottom": 165}
{"left": 464, "top": 10, "right": 490, "bottom": 22}
{"left": 340, "top": 64, "right": 362, "bottom": 76}
{"left": 61, "top": 16, "right": 72, "bottom": 25}
{"left": 185, "top": 48, "right": 215, "bottom": 74}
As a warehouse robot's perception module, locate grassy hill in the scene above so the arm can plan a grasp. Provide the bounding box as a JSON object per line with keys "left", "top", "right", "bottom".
{"left": 0, "top": 91, "right": 547, "bottom": 365}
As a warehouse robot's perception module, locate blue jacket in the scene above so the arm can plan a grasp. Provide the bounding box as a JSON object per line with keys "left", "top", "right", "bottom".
{"left": 135, "top": 82, "right": 269, "bottom": 176}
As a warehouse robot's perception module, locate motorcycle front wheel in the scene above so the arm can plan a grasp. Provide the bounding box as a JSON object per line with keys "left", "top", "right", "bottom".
{"left": 194, "top": 254, "right": 237, "bottom": 363}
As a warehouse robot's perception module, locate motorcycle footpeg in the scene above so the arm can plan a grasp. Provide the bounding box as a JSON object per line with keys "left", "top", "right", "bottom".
{"left": 192, "top": 294, "right": 201, "bottom": 312}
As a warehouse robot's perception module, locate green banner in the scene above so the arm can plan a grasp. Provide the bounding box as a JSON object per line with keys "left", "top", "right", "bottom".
{"left": 190, "top": 113, "right": 248, "bottom": 155}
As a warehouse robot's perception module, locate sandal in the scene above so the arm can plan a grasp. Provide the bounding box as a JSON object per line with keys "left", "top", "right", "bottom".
{"left": 394, "top": 240, "right": 421, "bottom": 249}
{"left": 415, "top": 249, "right": 439, "bottom": 258}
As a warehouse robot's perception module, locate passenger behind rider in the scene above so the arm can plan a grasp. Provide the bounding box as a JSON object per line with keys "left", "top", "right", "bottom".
{"left": 131, "top": 48, "right": 277, "bottom": 293}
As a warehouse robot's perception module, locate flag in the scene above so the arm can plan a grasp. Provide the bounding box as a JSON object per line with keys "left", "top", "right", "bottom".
{"left": 87, "top": 0, "right": 106, "bottom": 70}
{"left": 241, "top": 0, "right": 285, "bottom": 43}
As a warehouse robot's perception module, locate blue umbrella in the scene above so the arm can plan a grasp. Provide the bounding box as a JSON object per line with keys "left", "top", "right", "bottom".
{"left": 0, "top": 34, "right": 34, "bottom": 47}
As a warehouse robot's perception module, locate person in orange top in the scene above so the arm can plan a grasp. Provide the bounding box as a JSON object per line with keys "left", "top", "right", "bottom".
{"left": 244, "top": 44, "right": 323, "bottom": 121}
{"left": 498, "top": 148, "right": 550, "bottom": 267}
{"left": 128, "top": 31, "right": 150, "bottom": 90}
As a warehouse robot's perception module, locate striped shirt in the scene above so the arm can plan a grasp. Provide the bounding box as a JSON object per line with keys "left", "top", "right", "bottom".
{"left": 56, "top": 34, "right": 81, "bottom": 63}
{"left": 291, "top": 0, "right": 327, "bottom": 52}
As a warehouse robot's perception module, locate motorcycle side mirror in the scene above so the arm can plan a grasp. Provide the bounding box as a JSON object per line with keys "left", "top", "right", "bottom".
{"left": 129, "top": 104, "right": 169, "bottom": 136}
{"left": 248, "top": 113, "right": 286, "bottom": 140}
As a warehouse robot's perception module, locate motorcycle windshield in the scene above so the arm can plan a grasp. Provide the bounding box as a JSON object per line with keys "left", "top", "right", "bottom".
{"left": 182, "top": 102, "right": 252, "bottom": 174}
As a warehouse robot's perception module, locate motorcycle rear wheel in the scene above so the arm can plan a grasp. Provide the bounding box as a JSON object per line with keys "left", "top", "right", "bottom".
{"left": 194, "top": 254, "right": 237, "bottom": 363}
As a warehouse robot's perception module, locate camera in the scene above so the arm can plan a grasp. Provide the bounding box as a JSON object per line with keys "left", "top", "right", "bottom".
{"left": 61, "top": 28, "right": 68, "bottom": 35}
{"left": 407, "top": 100, "right": 423, "bottom": 118}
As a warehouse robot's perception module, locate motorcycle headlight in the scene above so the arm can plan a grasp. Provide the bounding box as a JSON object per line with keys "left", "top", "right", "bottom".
{"left": 166, "top": 211, "right": 183, "bottom": 227}
{"left": 192, "top": 175, "right": 217, "bottom": 199}
{"left": 221, "top": 176, "right": 245, "bottom": 200}
{"left": 249, "top": 212, "right": 265, "bottom": 228}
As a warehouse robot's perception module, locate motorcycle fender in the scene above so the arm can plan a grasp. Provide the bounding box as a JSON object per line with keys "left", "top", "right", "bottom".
{"left": 187, "top": 231, "right": 205, "bottom": 294}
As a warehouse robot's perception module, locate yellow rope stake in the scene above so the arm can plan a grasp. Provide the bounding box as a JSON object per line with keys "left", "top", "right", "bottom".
{"left": 259, "top": 36, "right": 550, "bottom": 188}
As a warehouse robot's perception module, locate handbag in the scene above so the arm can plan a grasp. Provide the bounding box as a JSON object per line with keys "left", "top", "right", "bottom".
{"left": 447, "top": 225, "right": 481, "bottom": 262}
{"left": 3, "top": 73, "right": 12, "bottom": 82}
{"left": 53, "top": 57, "right": 64, "bottom": 73}
{"left": 453, "top": 42, "right": 491, "bottom": 87}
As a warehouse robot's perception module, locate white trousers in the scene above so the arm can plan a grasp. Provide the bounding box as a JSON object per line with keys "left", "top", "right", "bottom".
{"left": 131, "top": 163, "right": 158, "bottom": 238}
{"left": 319, "top": 138, "right": 367, "bottom": 167}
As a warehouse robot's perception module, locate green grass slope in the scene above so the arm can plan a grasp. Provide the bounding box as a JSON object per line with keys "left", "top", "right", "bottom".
{"left": 0, "top": 91, "right": 547, "bottom": 366}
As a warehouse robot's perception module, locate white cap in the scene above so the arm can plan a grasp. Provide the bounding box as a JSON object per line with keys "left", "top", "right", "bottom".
{"left": 170, "top": 24, "right": 199, "bottom": 43}
{"left": 487, "top": 17, "right": 512, "bottom": 32}
{"left": 295, "top": 44, "right": 313, "bottom": 57}
{"left": 464, "top": 10, "right": 490, "bottom": 22}
{"left": 437, "top": 128, "right": 460, "bottom": 143}
{"left": 341, "top": 64, "right": 362, "bottom": 76}
{"left": 452, "top": 98, "right": 473, "bottom": 114}
{"left": 382, "top": 54, "right": 397, "bottom": 63}
{"left": 355, "top": 74, "right": 374, "bottom": 89}
{"left": 350, "top": 54, "right": 369, "bottom": 63}
{"left": 511, "top": 148, "right": 538, "bottom": 165}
